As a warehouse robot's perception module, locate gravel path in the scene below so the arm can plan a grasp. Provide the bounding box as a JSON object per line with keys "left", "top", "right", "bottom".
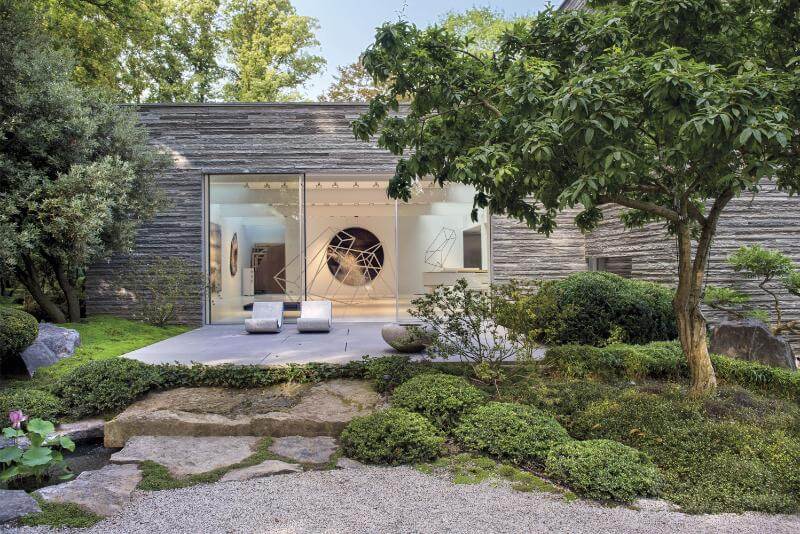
{"left": 5, "top": 467, "right": 799, "bottom": 534}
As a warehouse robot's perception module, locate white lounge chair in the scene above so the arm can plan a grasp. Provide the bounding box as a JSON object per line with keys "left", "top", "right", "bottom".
{"left": 244, "top": 302, "right": 284, "bottom": 333}
{"left": 296, "top": 300, "right": 332, "bottom": 333}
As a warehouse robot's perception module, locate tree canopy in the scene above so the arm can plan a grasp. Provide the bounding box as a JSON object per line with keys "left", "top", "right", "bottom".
{"left": 30, "top": 0, "right": 324, "bottom": 102}
{"left": 354, "top": 0, "right": 800, "bottom": 395}
{"left": 0, "top": 1, "right": 169, "bottom": 322}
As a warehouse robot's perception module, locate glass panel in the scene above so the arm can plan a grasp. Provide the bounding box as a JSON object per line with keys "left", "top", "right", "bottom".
{"left": 304, "top": 175, "right": 397, "bottom": 321}
{"left": 208, "top": 174, "right": 302, "bottom": 324}
{"left": 397, "top": 181, "right": 489, "bottom": 320}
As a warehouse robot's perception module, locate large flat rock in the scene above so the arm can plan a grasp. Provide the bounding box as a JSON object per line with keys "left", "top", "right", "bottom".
{"left": 220, "top": 460, "right": 302, "bottom": 482}
{"left": 35, "top": 464, "right": 140, "bottom": 517}
{"left": 111, "top": 435, "right": 260, "bottom": 477}
{"left": 268, "top": 436, "right": 338, "bottom": 464}
{"left": 104, "top": 379, "right": 380, "bottom": 447}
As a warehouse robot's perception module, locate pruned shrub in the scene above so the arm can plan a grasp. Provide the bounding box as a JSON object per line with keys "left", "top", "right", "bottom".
{"left": 512, "top": 272, "right": 676, "bottom": 346}
{"left": 339, "top": 408, "right": 445, "bottom": 465}
{"left": 453, "top": 402, "right": 571, "bottom": 465}
{"left": 53, "top": 358, "right": 162, "bottom": 417}
{"left": 391, "top": 373, "right": 486, "bottom": 429}
{"left": 0, "top": 307, "right": 38, "bottom": 371}
{"left": 0, "top": 388, "right": 63, "bottom": 421}
{"left": 362, "top": 355, "right": 422, "bottom": 393}
{"left": 545, "top": 439, "right": 661, "bottom": 502}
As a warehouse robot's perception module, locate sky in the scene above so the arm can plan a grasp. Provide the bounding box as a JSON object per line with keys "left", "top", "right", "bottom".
{"left": 292, "top": 0, "right": 554, "bottom": 99}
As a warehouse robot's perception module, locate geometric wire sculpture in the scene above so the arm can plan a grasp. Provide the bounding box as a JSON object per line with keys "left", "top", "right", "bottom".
{"left": 424, "top": 227, "right": 456, "bottom": 269}
{"left": 326, "top": 227, "right": 384, "bottom": 286}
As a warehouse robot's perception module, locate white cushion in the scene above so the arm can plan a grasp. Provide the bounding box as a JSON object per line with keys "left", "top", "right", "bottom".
{"left": 245, "top": 302, "right": 283, "bottom": 333}
{"left": 245, "top": 318, "right": 281, "bottom": 333}
{"left": 297, "top": 301, "right": 332, "bottom": 332}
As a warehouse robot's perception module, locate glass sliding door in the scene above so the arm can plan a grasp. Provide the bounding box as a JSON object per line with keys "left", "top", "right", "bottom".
{"left": 207, "top": 174, "right": 303, "bottom": 324}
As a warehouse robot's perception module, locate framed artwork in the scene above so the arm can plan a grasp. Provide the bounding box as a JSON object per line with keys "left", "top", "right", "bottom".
{"left": 230, "top": 232, "right": 238, "bottom": 276}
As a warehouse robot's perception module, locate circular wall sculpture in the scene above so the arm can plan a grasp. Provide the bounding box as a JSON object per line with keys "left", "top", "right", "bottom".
{"left": 229, "top": 232, "right": 238, "bottom": 276}
{"left": 326, "top": 227, "right": 384, "bottom": 286}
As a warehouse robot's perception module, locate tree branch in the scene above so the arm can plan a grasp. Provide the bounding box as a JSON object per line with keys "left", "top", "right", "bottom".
{"left": 597, "top": 194, "right": 680, "bottom": 222}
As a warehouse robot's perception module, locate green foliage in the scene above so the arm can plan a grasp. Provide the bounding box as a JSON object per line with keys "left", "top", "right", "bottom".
{"left": 340, "top": 408, "right": 445, "bottom": 465}
{"left": 0, "top": 389, "right": 63, "bottom": 422}
{"left": 711, "top": 354, "right": 800, "bottom": 401}
{"left": 729, "top": 245, "right": 795, "bottom": 280}
{"left": 453, "top": 402, "right": 571, "bottom": 465}
{"left": 569, "top": 389, "right": 800, "bottom": 513}
{"left": 541, "top": 342, "right": 687, "bottom": 382}
{"left": 391, "top": 373, "right": 486, "bottom": 429}
{"left": 1, "top": 418, "right": 75, "bottom": 483}
{"left": 409, "top": 279, "right": 535, "bottom": 370}
{"left": 516, "top": 273, "right": 677, "bottom": 346}
{"left": 0, "top": 307, "right": 38, "bottom": 367}
{"left": 121, "top": 257, "right": 205, "bottom": 326}
{"left": 20, "top": 498, "right": 103, "bottom": 528}
{"left": 53, "top": 359, "right": 162, "bottom": 417}
{"left": 361, "top": 355, "right": 422, "bottom": 393}
{"left": 545, "top": 439, "right": 661, "bottom": 502}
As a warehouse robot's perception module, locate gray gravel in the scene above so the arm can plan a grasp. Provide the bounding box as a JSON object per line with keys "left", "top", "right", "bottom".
{"left": 4, "top": 467, "right": 798, "bottom": 534}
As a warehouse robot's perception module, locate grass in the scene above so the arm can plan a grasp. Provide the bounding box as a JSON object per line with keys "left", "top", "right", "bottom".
{"left": 137, "top": 437, "right": 309, "bottom": 491}
{"left": 30, "top": 315, "right": 190, "bottom": 384}
{"left": 20, "top": 497, "right": 103, "bottom": 528}
{"left": 417, "top": 453, "right": 575, "bottom": 498}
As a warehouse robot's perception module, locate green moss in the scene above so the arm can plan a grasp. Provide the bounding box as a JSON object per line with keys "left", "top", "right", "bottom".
{"left": 31, "top": 316, "right": 190, "bottom": 384}
{"left": 137, "top": 438, "right": 291, "bottom": 491}
{"left": 20, "top": 498, "right": 103, "bottom": 528}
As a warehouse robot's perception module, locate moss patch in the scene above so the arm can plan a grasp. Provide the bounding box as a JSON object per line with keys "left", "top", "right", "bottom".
{"left": 20, "top": 497, "right": 103, "bottom": 528}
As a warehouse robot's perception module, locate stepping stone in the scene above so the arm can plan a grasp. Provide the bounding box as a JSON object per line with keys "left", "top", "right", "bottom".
{"left": 104, "top": 379, "right": 381, "bottom": 448}
{"left": 35, "top": 464, "right": 141, "bottom": 517}
{"left": 220, "top": 460, "right": 302, "bottom": 482}
{"left": 111, "top": 436, "right": 260, "bottom": 478}
{"left": 0, "top": 490, "right": 41, "bottom": 523}
{"left": 335, "top": 457, "right": 365, "bottom": 469}
{"left": 269, "top": 436, "right": 338, "bottom": 464}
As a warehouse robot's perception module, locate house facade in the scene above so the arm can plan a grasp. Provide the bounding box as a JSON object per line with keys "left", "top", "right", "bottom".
{"left": 85, "top": 103, "right": 800, "bottom": 348}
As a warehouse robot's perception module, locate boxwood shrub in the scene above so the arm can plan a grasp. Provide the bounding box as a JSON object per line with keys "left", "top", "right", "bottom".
{"left": 453, "top": 402, "right": 571, "bottom": 465}
{"left": 545, "top": 439, "right": 661, "bottom": 502}
{"left": 339, "top": 408, "right": 445, "bottom": 465}
{"left": 0, "top": 388, "right": 63, "bottom": 422}
{"left": 53, "top": 358, "right": 162, "bottom": 417}
{"left": 0, "top": 307, "right": 38, "bottom": 371}
{"left": 391, "top": 373, "right": 486, "bottom": 429}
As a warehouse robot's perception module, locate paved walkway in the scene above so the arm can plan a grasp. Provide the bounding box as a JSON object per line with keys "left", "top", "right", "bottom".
{"left": 5, "top": 468, "right": 797, "bottom": 534}
{"left": 123, "top": 323, "right": 421, "bottom": 365}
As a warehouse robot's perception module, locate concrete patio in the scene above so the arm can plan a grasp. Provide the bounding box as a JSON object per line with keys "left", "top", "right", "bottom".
{"left": 122, "top": 323, "right": 422, "bottom": 366}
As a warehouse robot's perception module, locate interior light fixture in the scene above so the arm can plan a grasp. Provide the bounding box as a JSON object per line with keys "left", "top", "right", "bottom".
{"left": 332, "top": 182, "right": 339, "bottom": 188}
{"left": 315, "top": 182, "right": 322, "bottom": 188}
{"left": 372, "top": 181, "right": 380, "bottom": 188}
{"left": 353, "top": 181, "right": 359, "bottom": 188}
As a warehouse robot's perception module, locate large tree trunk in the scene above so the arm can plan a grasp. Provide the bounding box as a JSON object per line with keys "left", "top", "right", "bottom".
{"left": 15, "top": 254, "right": 66, "bottom": 323}
{"left": 48, "top": 255, "right": 81, "bottom": 322}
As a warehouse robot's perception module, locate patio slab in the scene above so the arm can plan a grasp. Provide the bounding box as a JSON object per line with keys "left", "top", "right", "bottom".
{"left": 122, "top": 323, "right": 420, "bottom": 366}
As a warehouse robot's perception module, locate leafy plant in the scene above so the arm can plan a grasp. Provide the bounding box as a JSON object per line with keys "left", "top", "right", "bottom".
{"left": 0, "top": 307, "right": 38, "bottom": 371}
{"left": 391, "top": 373, "right": 486, "bottom": 429}
{"left": 0, "top": 412, "right": 74, "bottom": 484}
{"left": 121, "top": 257, "right": 205, "bottom": 326}
{"left": 409, "top": 279, "right": 534, "bottom": 373}
{"left": 545, "top": 439, "right": 661, "bottom": 502}
{"left": 339, "top": 408, "right": 445, "bottom": 465}
{"left": 453, "top": 402, "right": 571, "bottom": 465}
{"left": 0, "top": 389, "right": 63, "bottom": 422}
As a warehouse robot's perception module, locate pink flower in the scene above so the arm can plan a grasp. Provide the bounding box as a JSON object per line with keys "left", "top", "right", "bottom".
{"left": 8, "top": 410, "right": 26, "bottom": 430}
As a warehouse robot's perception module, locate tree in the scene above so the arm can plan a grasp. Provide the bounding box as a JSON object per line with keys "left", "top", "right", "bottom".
{"left": 353, "top": 1, "right": 800, "bottom": 395}
{"left": 0, "top": 1, "right": 169, "bottom": 322}
{"left": 31, "top": 0, "right": 323, "bottom": 103}
{"left": 319, "top": 7, "right": 529, "bottom": 102}
{"left": 222, "top": 0, "right": 324, "bottom": 101}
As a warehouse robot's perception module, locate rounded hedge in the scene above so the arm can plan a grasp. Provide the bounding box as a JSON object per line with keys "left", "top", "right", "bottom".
{"left": 0, "top": 388, "right": 63, "bottom": 422}
{"left": 545, "top": 439, "right": 661, "bottom": 502}
{"left": 391, "top": 373, "right": 486, "bottom": 429}
{"left": 53, "top": 358, "right": 162, "bottom": 417}
{"left": 525, "top": 272, "right": 677, "bottom": 346}
{"left": 0, "top": 307, "right": 38, "bottom": 367}
{"left": 339, "top": 408, "right": 445, "bottom": 465}
{"left": 453, "top": 402, "right": 572, "bottom": 465}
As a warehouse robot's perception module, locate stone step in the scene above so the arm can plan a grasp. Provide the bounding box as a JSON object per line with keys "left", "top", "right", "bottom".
{"left": 104, "top": 379, "right": 381, "bottom": 448}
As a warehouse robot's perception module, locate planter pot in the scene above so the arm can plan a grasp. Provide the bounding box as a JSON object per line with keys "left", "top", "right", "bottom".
{"left": 381, "top": 323, "right": 432, "bottom": 353}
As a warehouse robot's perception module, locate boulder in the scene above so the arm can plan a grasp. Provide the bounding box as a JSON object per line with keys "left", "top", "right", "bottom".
{"left": 110, "top": 435, "right": 260, "bottom": 477}
{"left": 104, "top": 379, "right": 381, "bottom": 448}
{"left": 709, "top": 320, "right": 797, "bottom": 370}
{"left": 268, "top": 436, "right": 338, "bottom": 464}
{"left": 0, "top": 490, "right": 41, "bottom": 523}
{"left": 381, "top": 323, "right": 431, "bottom": 353}
{"left": 335, "top": 457, "right": 366, "bottom": 469}
{"left": 35, "top": 463, "right": 141, "bottom": 517}
{"left": 20, "top": 322, "right": 81, "bottom": 376}
{"left": 219, "top": 460, "right": 302, "bottom": 482}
